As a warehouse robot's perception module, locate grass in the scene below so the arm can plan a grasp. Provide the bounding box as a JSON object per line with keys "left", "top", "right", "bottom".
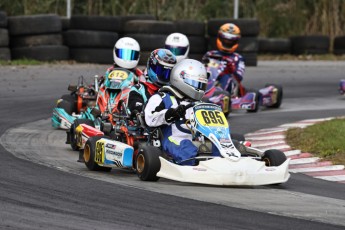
{"left": 285, "top": 118, "right": 345, "bottom": 165}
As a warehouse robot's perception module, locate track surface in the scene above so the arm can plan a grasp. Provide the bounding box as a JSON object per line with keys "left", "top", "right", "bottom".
{"left": 1, "top": 62, "right": 345, "bottom": 229}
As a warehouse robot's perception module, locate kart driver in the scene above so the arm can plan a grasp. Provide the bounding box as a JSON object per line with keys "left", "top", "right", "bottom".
{"left": 127, "top": 48, "right": 177, "bottom": 115}
{"left": 144, "top": 59, "right": 221, "bottom": 165}
{"left": 164, "top": 32, "right": 190, "bottom": 63}
{"left": 202, "top": 23, "right": 245, "bottom": 94}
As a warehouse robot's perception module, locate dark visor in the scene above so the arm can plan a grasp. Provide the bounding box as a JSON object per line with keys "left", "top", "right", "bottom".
{"left": 150, "top": 64, "right": 172, "bottom": 83}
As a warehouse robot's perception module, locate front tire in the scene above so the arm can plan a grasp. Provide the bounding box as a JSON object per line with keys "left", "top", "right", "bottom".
{"left": 84, "top": 135, "right": 112, "bottom": 172}
{"left": 136, "top": 145, "right": 161, "bottom": 181}
{"left": 246, "top": 89, "right": 260, "bottom": 113}
{"left": 262, "top": 149, "right": 287, "bottom": 166}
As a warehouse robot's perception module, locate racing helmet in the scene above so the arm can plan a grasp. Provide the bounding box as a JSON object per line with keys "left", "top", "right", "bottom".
{"left": 165, "top": 33, "right": 190, "bottom": 63}
{"left": 147, "top": 48, "right": 177, "bottom": 86}
{"left": 170, "top": 59, "right": 208, "bottom": 101}
{"left": 217, "top": 23, "right": 241, "bottom": 53}
{"left": 113, "top": 37, "right": 140, "bottom": 69}
{"left": 104, "top": 69, "right": 135, "bottom": 90}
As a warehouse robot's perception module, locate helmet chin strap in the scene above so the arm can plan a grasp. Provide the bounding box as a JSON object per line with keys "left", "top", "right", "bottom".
{"left": 159, "top": 85, "right": 185, "bottom": 100}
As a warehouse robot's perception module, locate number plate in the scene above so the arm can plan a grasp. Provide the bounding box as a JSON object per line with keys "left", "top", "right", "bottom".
{"left": 195, "top": 110, "right": 228, "bottom": 127}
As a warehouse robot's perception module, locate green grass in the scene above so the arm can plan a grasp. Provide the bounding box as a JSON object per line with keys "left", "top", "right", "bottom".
{"left": 0, "top": 59, "right": 79, "bottom": 66}
{"left": 285, "top": 118, "right": 345, "bottom": 165}
{"left": 0, "top": 59, "right": 44, "bottom": 65}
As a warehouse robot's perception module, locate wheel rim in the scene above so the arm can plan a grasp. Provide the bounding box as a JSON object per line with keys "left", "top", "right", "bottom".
{"left": 136, "top": 153, "right": 145, "bottom": 173}
{"left": 84, "top": 144, "right": 91, "bottom": 163}
{"left": 263, "top": 157, "right": 271, "bottom": 166}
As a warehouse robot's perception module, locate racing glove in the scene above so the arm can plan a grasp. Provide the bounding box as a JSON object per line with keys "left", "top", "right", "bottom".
{"left": 165, "top": 104, "right": 186, "bottom": 123}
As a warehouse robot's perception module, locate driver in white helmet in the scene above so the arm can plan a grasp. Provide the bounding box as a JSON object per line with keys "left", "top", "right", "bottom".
{"left": 104, "top": 36, "right": 143, "bottom": 83}
{"left": 164, "top": 32, "right": 190, "bottom": 63}
{"left": 144, "top": 59, "right": 220, "bottom": 165}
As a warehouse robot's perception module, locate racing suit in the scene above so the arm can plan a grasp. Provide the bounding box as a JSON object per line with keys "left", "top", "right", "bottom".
{"left": 202, "top": 50, "right": 245, "bottom": 94}
{"left": 144, "top": 86, "right": 220, "bottom": 165}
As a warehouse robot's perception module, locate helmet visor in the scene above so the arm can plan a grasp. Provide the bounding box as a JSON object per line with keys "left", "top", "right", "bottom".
{"left": 219, "top": 37, "right": 238, "bottom": 49}
{"left": 165, "top": 45, "right": 188, "bottom": 56}
{"left": 115, "top": 48, "right": 139, "bottom": 61}
{"left": 150, "top": 63, "right": 172, "bottom": 83}
{"left": 184, "top": 78, "right": 207, "bottom": 91}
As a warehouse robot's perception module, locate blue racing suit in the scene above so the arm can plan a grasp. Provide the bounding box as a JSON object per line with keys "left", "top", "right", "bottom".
{"left": 144, "top": 88, "right": 220, "bottom": 165}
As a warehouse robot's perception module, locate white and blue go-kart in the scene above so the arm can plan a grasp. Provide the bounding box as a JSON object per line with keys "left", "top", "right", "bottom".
{"left": 135, "top": 102, "right": 290, "bottom": 186}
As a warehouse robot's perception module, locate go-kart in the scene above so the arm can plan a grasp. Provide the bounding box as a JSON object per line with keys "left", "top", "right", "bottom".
{"left": 52, "top": 75, "right": 99, "bottom": 129}
{"left": 65, "top": 69, "right": 136, "bottom": 151}
{"left": 339, "top": 79, "right": 345, "bottom": 95}
{"left": 81, "top": 100, "right": 290, "bottom": 186}
{"left": 202, "top": 57, "right": 283, "bottom": 115}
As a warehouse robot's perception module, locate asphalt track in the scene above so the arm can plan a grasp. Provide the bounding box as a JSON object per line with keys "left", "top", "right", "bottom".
{"left": 0, "top": 61, "right": 345, "bottom": 230}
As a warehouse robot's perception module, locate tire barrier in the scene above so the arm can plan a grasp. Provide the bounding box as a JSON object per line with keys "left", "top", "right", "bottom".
{"left": 123, "top": 20, "right": 177, "bottom": 65}
{"left": 3, "top": 13, "right": 337, "bottom": 65}
{"left": 69, "top": 48, "right": 112, "bottom": 64}
{"left": 8, "top": 14, "right": 68, "bottom": 61}
{"left": 290, "top": 35, "right": 330, "bottom": 55}
{"left": 0, "top": 11, "right": 10, "bottom": 60}
{"left": 70, "top": 15, "right": 121, "bottom": 32}
{"left": 8, "top": 14, "right": 62, "bottom": 36}
{"left": 333, "top": 36, "right": 345, "bottom": 55}
{"left": 258, "top": 38, "right": 291, "bottom": 54}
{"left": 174, "top": 20, "right": 207, "bottom": 62}
{"left": 11, "top": 45, "right": 69, "bottom": 61}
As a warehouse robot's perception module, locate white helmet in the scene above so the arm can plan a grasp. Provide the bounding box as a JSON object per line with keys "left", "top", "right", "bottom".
{"left": 170, "top": 59, "right": 208, "bottom": 101}
{"left": 165, "top": 33, "right": 189, "bottom": 63}
{"left": 113, "top": 37, "right": 140, "bottom": 69}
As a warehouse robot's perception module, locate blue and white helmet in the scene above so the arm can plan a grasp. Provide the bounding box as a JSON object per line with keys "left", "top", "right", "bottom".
{"left": 147, "top": 48, "right": 177, "bottom": 86}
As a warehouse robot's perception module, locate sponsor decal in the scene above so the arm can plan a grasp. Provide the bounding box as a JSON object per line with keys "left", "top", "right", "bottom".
{"left": 265, "top": 168, "right": 276, "bottom": 171}
{"left": 106, "top": 143, "right": 116, "bottom": 149}
{"left": 192, "top": 167, "right": 207, "bottom": 172}
{"left": 105, "top": 148, "right": 122, "bottom": 157}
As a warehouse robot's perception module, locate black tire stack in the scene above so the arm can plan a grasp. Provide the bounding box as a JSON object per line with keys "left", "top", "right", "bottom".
{"left": 290, "top": 35, "right": 330, "bottom": 55}
{"left": 8, "top": 14, "right": 69, "bottom": 61}
{"left": 122, "top": 20, "right": 176, "bottom": 65}
{"left": 0, "top": 11, "right": 10, "bottom": 61}
{"left": 175, "top": 20, "right": 207, "bottom": 61}
{"left": 65, "top": 15, "right": 121, "bottom": 64}
{"left": 207, "top": 18, "right": 260, "bottom": 66}
{"left": 333, "top": 36, "right": 345, "bottom": 55}
{"left": 258, "top": 38, "right": 291, "bottom": 54}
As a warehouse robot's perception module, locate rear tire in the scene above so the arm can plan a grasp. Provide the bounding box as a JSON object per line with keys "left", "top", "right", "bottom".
{"left": 84, "top": 135, "right": 112, "bottom": 171}
{"left": 265, "top": 84, "right": 283, "bottom": 108}
{"left": 262, "top": 149, "right": 287, "bottom": 166}
{"left": 69, "top": 119, "right": 95, "bottom": 151}
{"left": 58, "top": 94, "right": 76, "bottom": 115}
{"left": 136, "top": 145, "right": 161, "bottom": 181}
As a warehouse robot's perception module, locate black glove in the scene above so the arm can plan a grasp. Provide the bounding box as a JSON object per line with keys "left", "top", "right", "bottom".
{"left": 165, "top": 104, "right": 186, "bottom": 123}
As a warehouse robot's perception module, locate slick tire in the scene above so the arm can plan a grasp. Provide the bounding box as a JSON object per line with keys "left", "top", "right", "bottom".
{"left": 262, "top": 149, "right": 287, "bottom": 167}
{"left": 136, "top": 145, "right": 161, "bottom": 181}
{"left": 84, "top": 135, "right": 112, "bottom": 172}
{"left": 70, "top": 119, "right": 95, "bottom": 151}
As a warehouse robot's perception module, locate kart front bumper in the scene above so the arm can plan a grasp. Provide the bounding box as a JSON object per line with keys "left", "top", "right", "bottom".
{"left": 157, "top": 157, "right": 290, "bottom": 186}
